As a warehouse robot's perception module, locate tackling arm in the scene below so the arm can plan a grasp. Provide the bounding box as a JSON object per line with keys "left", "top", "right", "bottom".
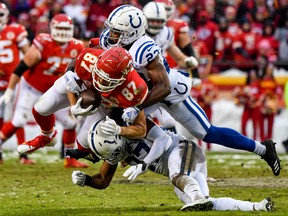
{"left": 142, "top": 55, "right": 171, "bottom": 108}
{"left": 72, "top": 161, "right": 118, "bottom": 189}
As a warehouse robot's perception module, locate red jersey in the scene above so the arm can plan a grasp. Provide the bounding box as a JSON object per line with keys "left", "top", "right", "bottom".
{"left": 74, "top": 48, "right": 148, "bottom": 109}
{"left": 214, "top": 30, "right": 234, "bottom": 61}
{"left": 165, "top": 18, "right": 190, "bottom": 68}
{"left": 23, "top": 33, "right": 84, "bottom": 92}
{"left": 0, "top": 23, "right": 28, "bottom": 90}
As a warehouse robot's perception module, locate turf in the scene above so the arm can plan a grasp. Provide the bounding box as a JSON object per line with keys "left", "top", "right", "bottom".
{"left": 0, "top": 151, "right": 287, "bottom": 216}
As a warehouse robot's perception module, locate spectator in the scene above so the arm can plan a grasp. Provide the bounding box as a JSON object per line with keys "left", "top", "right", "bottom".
{"left": 86, "top": 0, "right": 112, "bottom": 37}
{"left": 258, "top": 60, "right": 282, "bottom": 141}
{"left": 232, "top": 70, "right": 261, "bottom": 140}
{"left": 195, "top": 10, "right": 218, "bottom": 56}
{"left": 232, "top": 18, "right": 260, "bottom": 72}
{"left": 63, "top": 0, "right": 88, "bottom": 34}
{"left": 214, "top": 17, "right": 235, "bottom": 73}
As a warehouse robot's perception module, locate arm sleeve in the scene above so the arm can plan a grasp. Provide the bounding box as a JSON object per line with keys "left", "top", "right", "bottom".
{"left": 143, "top": 125, "right": 172, "bottom": 164}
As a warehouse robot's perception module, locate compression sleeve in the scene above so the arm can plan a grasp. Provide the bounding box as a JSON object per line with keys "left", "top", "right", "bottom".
{"left": 143, "top": 125, "right": 172, "bottom": 164}
{"left": 180, "top": 43, "right": 196, "bottom": 57}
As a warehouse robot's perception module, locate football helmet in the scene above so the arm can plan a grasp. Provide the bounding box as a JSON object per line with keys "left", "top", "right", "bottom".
{"left": 92, "top": 47, "right": 133, "bottom": 92}
{"left": 50, "top": 14, "right": 74, "bottom": 43}
{"left": 143, "top": 2, "right": 167, "bottom": 36}
{"left": 104, "top": 5, "right": 147, "bottom": 47}
{"left": 155, "top": 0, "right": 175, "bottom": 20}
{"left": 0, "top": 3, "right": 9, "bottom": 31}
{"left": 87, "top": 120, "right": 126, "bottom": 164}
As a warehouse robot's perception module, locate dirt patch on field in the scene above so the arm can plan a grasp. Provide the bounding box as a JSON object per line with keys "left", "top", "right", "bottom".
{"left": 208, "top": 177, "right": 288, "bottom": 188}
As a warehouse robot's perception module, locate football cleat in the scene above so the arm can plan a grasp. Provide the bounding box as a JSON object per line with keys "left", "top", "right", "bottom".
{"left": 17, "top": 130, "right": 58, "bottom": 154}
{"left": 0, "top": 152, "right": 3, "bottom": 164}
{"left": 258, "top": 197, "right": 274, "bottom": 212}
{"left": 180, "top": 198, "right": 213, "bottom": 211}
{"left": 261, "top": 140, "right": 281, "bottom": 176}
{"left": 64, "top": 158, "right": 89, "bottom": 168}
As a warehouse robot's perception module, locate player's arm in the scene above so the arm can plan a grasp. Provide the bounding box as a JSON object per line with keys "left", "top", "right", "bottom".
{"left": 142, "top": 55, "right": 171, "bottom": 108}
{"left": 119, "top": 109, "right": 146, "bottom": 139}
{"left": 8, "top": 44, "right": 40, "bottom": 90}
{"left": 72, "top": 161, "right": 118, "bottom": 189}
{"left": 167, "top": 41, "right": 198, "bottom": 69}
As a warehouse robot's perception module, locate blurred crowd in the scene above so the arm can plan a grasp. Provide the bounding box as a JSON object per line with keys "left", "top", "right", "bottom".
{"left": 3, "top": 0, "right": 288, "bottom": 73}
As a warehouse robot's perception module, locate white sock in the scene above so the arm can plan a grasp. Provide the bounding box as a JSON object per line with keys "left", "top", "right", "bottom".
{"left": 210, "top": 197, "right": 255, "bottom": 211}
{"left": 253, "top": 141, "right": 266, "bottom": 155}
{"left": 174, "top": 187, "right": 191, "bottom": 204}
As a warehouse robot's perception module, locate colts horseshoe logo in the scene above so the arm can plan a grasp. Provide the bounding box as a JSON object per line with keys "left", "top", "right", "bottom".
{"left": 129, "top": 13, "right": 142, "bottom": 28}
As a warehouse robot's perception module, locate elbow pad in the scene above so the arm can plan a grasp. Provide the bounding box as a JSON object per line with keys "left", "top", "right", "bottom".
{"left": 14, "top": 60, "right": 29, "bottom": 77}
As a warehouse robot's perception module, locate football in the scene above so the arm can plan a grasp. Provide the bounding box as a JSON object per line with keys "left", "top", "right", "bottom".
{"left": 77, "top": 89, "right": 101, "bottom": 109}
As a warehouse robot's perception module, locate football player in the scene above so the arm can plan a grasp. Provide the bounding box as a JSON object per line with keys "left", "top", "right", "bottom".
{"left": 155, "top": 0, "right": 200, "bottom": 80}
{"left": 97, "top": 4, "right": 280, "bottom": 176}
{"left": 0, "top": 13, "right": 86, "bottom": 168}
{"left": 17, "top": 46, "right": 148, "bottom": 158}
{"left": 0, "top": 3, "right": 32, "bottom": 164}
{"left": 71, "top": 117, "right": 274, "bottom": 212}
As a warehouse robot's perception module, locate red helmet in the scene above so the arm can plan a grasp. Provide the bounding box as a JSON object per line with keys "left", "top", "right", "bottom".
{"left": 92, "top": 47, "right": 133, "bottom": 92}
{"left": 50, "top": 14, "right": 74, "bottom": 43}
{"left": 155, "top": 0, "right": 175, "bottom": 19}
{"left": 75, "top": 48, "right": 104, "bottom": 81}
{"left": 0, "top": 3, "right": 9, "bottom": 31}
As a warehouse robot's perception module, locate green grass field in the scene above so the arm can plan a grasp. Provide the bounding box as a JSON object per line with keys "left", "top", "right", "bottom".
{"left": 0, "top": 151, "right": 287, "bottom": 216}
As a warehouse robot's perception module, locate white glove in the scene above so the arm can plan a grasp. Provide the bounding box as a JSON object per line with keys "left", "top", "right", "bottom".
{"left": 122, "top": 107, "right": 140, "bottom": 123}
{"left": 100, "top": 116, "right": 121, "bottom": 136}
{"left": 185, "top": 56, "right": 199, "bottom": 68}
{"left": 123, "top": 163, "right": 148, "bottom": 181}
{"left": 71, "top": 97, "right": 98, "bottom": 116}
{"left": 192, "top": 78, "right": 202, "bottom": 87}
{"left": 0, "top": 88, "right": 14, "bottom": 105}
{"left": 64, "top": 70, "right": 82, "bottom": 95}
{"left": 72, "top": 170, "right": 86, "bottom": 187}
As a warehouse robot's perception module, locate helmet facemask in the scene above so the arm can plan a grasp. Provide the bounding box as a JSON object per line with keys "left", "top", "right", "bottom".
{"left": 0, "top": 4, "right": 9, "bottom": 31}
{"left": 50, "top": 14, "right": 74, "bottom": 43}
{"left": 92, "top": 63, "right": 126, "bottom": 92}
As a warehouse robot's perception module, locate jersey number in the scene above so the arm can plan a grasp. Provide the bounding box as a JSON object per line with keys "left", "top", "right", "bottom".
{"left": 80, "top": 53, "right": 98, "bottom": 73}
{"left": 0, "top": 41, "right": 13, "bottom": 63}
{"left": 43, "top": 57, "right": 71, "bottom": 76}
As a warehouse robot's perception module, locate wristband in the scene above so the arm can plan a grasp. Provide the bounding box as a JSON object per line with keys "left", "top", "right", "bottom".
{"left": 84, "top": 174, "right": 92, "bottom": 186}
{"left": 14, "top": 60, "right": 29, "bottom": 77}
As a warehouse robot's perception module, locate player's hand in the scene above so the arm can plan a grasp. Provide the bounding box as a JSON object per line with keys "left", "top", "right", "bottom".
{"left": 100, "top": 116, "right": 121, "bottom": 136}
{"left": 192, "top": 77, "right": 202, "bottom": 87}
{"left": 185, "top": 56, "right": 199, "bottom": 68}
{"left": 123, "top": 163, "right": 148, "bottom": 181}
{"left": 72, "top": 170, "right": 86, "bottom": 187}
{"left": 71, "top": 97, "right": 98, "bottom": 116}
{"left": 64, "top": 70, "right": 82, "bottom": 95}
{"left": 122, "top": 107, "right": 140, "bottom": 123}
{"left": 0, "top": 88, "right": 14, "bottom": 105}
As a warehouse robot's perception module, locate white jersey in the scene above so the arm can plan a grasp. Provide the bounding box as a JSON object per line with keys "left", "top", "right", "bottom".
{"left": 123, "top": 130, "right": 206, "bottom": 179}
{"left": 100, "top": 29, "right": 171, "bottom": 82}
{"left": 151, "top": 26, "right": 174, "bottom": 55}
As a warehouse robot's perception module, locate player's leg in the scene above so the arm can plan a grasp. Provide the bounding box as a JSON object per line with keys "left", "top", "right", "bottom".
{"left": 55, "top": 107, "right": 88, "bottom": 168}
{"left": 166, "top": 95, "right": 280, "bottom": 176}
{"left": 17, "top": 76, "right": 70, "bottom": 154}
{"left": 209, "top": 197, "right": 274, "bottom": 212}
{"left": 168, "top": 140, "right": 213, "bottom": 211}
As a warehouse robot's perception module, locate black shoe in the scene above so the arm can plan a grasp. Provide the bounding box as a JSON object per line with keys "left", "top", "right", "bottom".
{"left": 0, "top": 152, "right": 3, "bottom": 164}
{"left": 261, "top": 140, "right": 281, "bottom": 176}
{"left": 282, "top": 139, "right": 288, "bottom": 154}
